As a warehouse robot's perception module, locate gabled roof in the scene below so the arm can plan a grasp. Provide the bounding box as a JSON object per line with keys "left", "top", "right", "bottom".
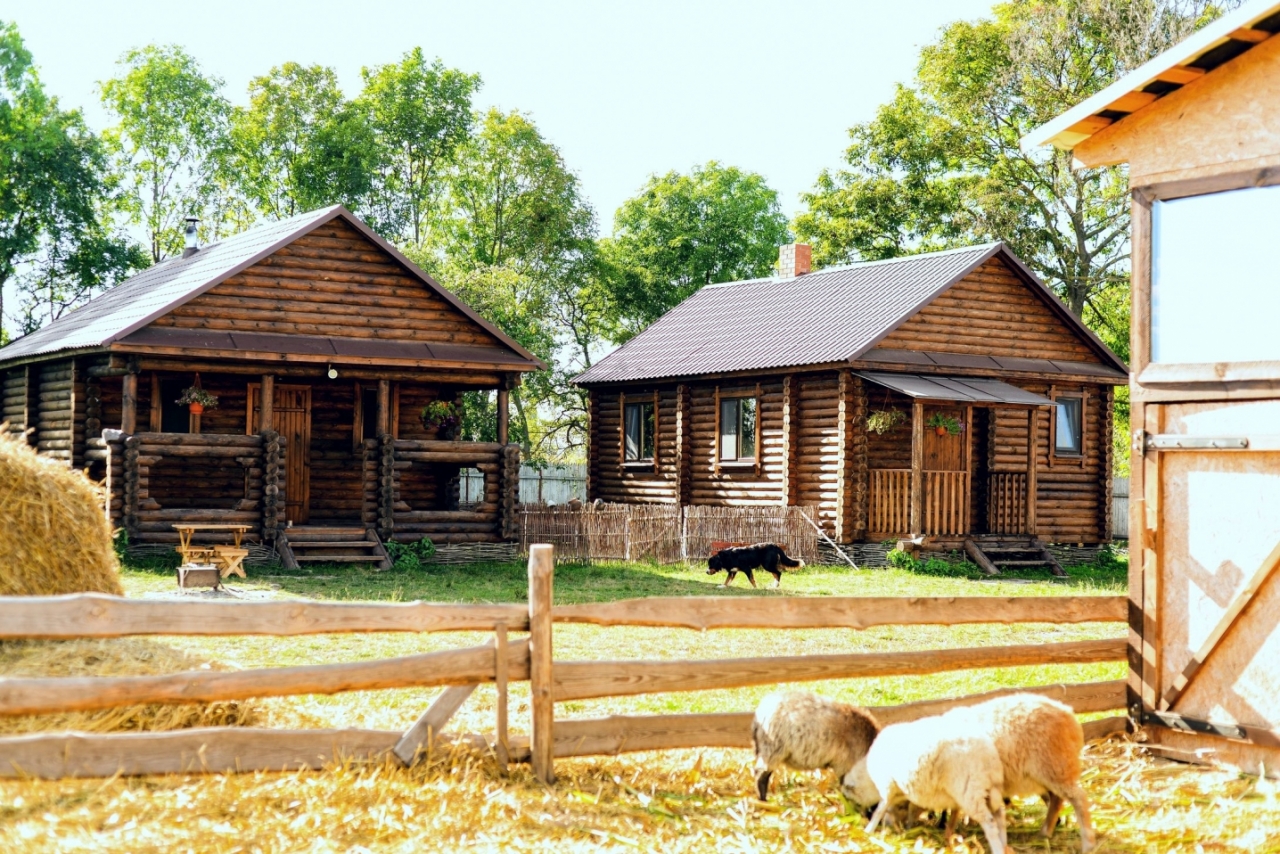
{"left": 1023, "top": 0, "right": 1280, "bottom": 151}
{"left": 574, "top": 242, "right": 1126, "bottom": 385}
{"left": 0, "top": 206, "right": 544, "bottom": 371}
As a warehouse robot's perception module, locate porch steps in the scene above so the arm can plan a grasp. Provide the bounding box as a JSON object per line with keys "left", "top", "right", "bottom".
{"left": 284, "top": 526, "right": 392, "bottom": 570}
{"left": 964, "top": 539, "right": 1067, "bottom": 578}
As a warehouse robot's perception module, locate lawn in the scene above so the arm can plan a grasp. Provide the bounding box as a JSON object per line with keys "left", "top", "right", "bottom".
{"left": 2, "top": 554, "right": 1276, "bottom": 852}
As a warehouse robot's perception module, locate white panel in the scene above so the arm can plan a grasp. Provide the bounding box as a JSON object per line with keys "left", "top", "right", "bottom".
{"left": 1152, "top": 185, "right": 1280, "bottom": 364}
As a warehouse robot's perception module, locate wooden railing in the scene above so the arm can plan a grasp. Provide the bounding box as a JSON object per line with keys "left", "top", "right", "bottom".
{"left": 924, "top": 470, "right": 970, "bottom": 536}
{"left": 989, "top": 471, "right": 1029, "bottom": 535}
{"left": 869, "top": 469, "right": 911, "bottom": 535}
{"left": 0, "top": 546, "right": 1129, "bottom": 782}
{"left": 375, "top": 439, "right": 520, "bottom": 543}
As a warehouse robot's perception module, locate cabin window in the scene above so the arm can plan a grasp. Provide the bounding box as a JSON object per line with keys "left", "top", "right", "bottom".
{"left": 624, "top": 401, "right": 655, "bottom": 462}
{"left": 158, "top": 379, "right": 191, "bottom": 434}
{"left": 1152, "top": 184, "right": 1280, "bottom": 364}
{"left": 1055, "top": 397, "right": 1083, "bottom": 456}
{"left": 719, "top": 396, "right": 757, "bottom": 462}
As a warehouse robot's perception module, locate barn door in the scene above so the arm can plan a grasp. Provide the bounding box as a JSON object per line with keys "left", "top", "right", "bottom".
{"left": 1139, "top": 400, "right": 1280, "bottom": 770}
{"left": 248, "top": 383, "right": 312, "bottom": 524}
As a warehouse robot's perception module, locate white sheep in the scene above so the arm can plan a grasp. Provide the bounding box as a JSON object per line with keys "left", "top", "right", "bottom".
{"left": 851, "top": 716, "right": 1007, "bottom": 854}
{"left": 945, "top": 693, "right": 1096, "bottom": 852}
{"left": 751, "top": 690, "right": 880, "bottom": 802}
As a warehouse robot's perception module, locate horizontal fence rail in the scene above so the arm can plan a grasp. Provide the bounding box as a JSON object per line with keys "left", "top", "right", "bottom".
{"left": 0, "top": 545, "right": 1130, "bottom": 782}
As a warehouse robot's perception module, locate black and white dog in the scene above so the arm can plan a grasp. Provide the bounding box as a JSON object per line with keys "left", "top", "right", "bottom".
{"left": 707, "top": 543, "right": 805, "bottom": 589}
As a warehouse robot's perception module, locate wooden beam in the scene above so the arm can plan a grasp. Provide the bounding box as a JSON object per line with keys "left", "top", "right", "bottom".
{"left": 552, "top": 638, "right": 1125, "bottom": 702}
{"left": 1159, "top": 539, "right": 1280, "bottom": 711}
{"left": 377, "top": 379, "right": 391, "bottom": 436}
{"left": 528, "top": 544, "right": 555, "bottom": 784}
{"left": 0, "top": 594, "right": 529, "bottom": 639}
{"left": 495, "top": 623, "right": 510, "bottom": 768}
{"left": 260, "top": 374, "right": 274, "bottom": 432}
{"left": 497, "top": 388, "right": 509, "bottom": 445}
{"left": 1144, "top": 710, "right": 1280, "bottom": 748}
{"left": 0, "top": 640, "right": 531, "bottom": 717}
{"left": 1154, "top": 66, "right": 1206, "bottom": 85}
{"left": 1229, "top": 27, "right": 1270, "bottom": 43}
{"left": 552, "top": 595, "right": 1125, "bottom": 630}
{"left": 1106, "top": 91, "right": 1159, "bottom": 113}
{"left": 910, "top": 400, "right": 925, "bottom": 536}
{"left": 121, "top": 373, "right": 137, "bottom": 434}
{"left": 1026, "top": 406, "right": 1039, "bottom": 536}
{"left": 393, "top": 684, "right": 479, "bottom": 765}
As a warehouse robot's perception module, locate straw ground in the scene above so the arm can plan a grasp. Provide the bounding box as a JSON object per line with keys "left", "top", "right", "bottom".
{"left": 2, "top": 558, "right": 1275, "bottom": 852}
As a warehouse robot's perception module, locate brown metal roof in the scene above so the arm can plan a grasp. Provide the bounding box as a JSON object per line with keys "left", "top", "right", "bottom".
{"left": 0, "top": 206, "right": 544, "bottom": 372}
{"left": 857, "top": 372, "right": 1055, "bottom": 407}
{"left": 574, "top": 242, "right": 1126, "bottom": 385}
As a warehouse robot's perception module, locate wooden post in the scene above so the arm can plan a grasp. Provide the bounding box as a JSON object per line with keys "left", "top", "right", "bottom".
{"left": 121, "top": 373, "right": 137, "bottom": 435}
{"left": 260, "top": 375, "right": 274, "bottom": 432}
{"left": 377, "top": 380, "right": 391, "bottom": 436}
{"left": 528, "top": 544, "right": 555, "bottom": 784}
{"left": 835, "top": 370, "right": 852, "bottom": 541}
{"left": 494, "top": 622, "right": 510, "bottom": 768}
{"left": 910, "top": 400, "right": 925, "bottom": 537}
{"left": 674, "top": 384, "right": 691, "bottom": 506}
{"left": 780, "top": 375, "right": 795, "bottom": 507}
{"left": 1026, "top": 407, "right": 1039, "bottom": 536}
{"left": 497, "top": 388, "right": 509, "bottom": 445}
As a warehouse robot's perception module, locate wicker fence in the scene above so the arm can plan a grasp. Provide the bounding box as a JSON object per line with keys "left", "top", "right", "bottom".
{"left": 518, "top": 504, "right": 819, "bottom": 564}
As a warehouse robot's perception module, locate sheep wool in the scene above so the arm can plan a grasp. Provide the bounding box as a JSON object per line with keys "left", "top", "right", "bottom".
{"left": 751, "top": 691, "right": 880, "bottom": 802}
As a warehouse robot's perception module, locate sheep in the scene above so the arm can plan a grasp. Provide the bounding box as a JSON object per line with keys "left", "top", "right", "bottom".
{"left": 751, "top": 690, "right": 880, "bottom": 802}
{"left": 853, "top": 716, "right": 1007, "bottom": 854}
{"left": 945, "top": 693, "right": 1096, "bottom": 852}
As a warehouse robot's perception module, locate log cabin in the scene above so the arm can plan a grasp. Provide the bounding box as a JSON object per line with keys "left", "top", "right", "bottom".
{"left": 0, "top": 206, "right": 542, "bottom": 566}
{"left": 575, "top": 241, "right": 1128, "bottom": 570}
{"left": 1025, "top": 0, "right": 1280, "bottom": 776}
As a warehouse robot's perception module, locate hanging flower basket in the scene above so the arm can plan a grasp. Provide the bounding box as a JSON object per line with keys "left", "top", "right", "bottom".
{"left": 866, "top": 409, "right": 906, "bottom": 435}
{"left": 176, "top": 387, "right": 218, "bottom": 415}
{"left": 420, "top": 400, "right": 462, "bottom": 440}
{"left": 926, "top": 413, "right": 962, "bottom": 436}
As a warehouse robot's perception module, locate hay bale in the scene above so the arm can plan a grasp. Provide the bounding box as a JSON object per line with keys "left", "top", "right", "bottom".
{"left": 0, "top": 638, "right": 260, "bottom": 734}
{"left": 0, "top": 428, "right": 121, "bottom": 596}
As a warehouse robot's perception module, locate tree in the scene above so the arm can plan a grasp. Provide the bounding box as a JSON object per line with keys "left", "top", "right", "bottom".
{"left": 230, "top": 62, "right": 377, "bottom": 219}
{"left": 602, "top": 161, "right": 789, "bottom": 339}
{"left": 100, "top": 45, "right": 230, "bottom": 262}
{"left": 359, "top": 49, "right": 479, "bottom": 248}
{"left": 424, "top": 109, "right": 601, "bottom": 460}
{"left": 795, "top": 0, "right": 1236, "bottom": 321}
{"left": 0, "top": 21, "right": 141, "bottom": 341}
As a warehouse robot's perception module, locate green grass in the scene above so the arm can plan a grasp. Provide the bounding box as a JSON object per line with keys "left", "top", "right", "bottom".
{"left": 117, "top": 555, "right": 1128, "bottom": 732}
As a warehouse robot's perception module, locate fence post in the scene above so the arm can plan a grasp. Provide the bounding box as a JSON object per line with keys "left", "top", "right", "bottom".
{"left": 528, "top": 544, "right": 555, "bottom": 784}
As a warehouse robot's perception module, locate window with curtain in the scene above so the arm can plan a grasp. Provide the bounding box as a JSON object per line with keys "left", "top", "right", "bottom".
{"left": 719, "top": 396, "right": 757, "bottom": 462}
{"left": 624, "top": 401, "right": 655, "bottom": 462}
{"left": 1055, "top": 397, "right": 1083, "bottom": 456}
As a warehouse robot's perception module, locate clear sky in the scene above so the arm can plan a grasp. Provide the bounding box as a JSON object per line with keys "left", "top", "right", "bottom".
{"left": 12, "top": 0, "right": 997, "bottom": 232}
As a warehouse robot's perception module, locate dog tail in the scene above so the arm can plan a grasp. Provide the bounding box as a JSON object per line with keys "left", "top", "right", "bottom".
{"left": 777, "top": 549, "right": 804, "bottom": 571}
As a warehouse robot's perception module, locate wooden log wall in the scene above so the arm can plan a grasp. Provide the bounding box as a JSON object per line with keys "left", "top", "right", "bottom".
{"left": 877, "top": 258, "right": 1100, "bottom": 361}
{"left": 260, "top": 430, "right": 282, "bottom": 545}
{"left": 306, "top": 382, "right": 364, "bottom": 523}
{"left": 362, "top": 438, "right": 378, "bottom": 528}
{"left": 587, "top": 388, "right": 679, "bottom": 505}
{"left": 99, "top": 430, "right": 126, "bottom": 530}
{"left": 149, "top": 219, "right": 506, "bottom": 348}
{"left": 792, "top": 372, "right": 842, "bottom": 535}
{"left": 500, "top": 444, "right": 520, "bottom": 541}
{"left": 35, "top": 361, "right": 75, "bottom": 462}
{"left": 2, "top": 367, "right": 29, "bottom": 440}
{"left": 390, "top": 439, "right": 503, "bottom": 543}
{"left": 689, "top": 381, "right": 784, "bottom": 506}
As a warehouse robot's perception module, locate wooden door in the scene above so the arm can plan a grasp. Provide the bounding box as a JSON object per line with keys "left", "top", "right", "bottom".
{"left": 1139, "top": 400, "right": 1280, "bottom": 774}
{"left": 248, "top": 384, "right": 312, "bottom": 524}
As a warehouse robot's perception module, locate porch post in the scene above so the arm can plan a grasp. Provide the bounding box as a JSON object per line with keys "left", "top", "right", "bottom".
{"left": 1026, "top": 406, "right": 1039, "bottom": 536}
{"left": 910, "top": 400, "right": 925, "bottom": 537}
{"left": 377, "top": 380, "right": 391, "bottom": 435}
{"left": 260, "top": 374, "right": 274, "bottom": 432}
{"left": 121, "top": 372, "right": 137, "bottom": 435}
{"left": 497, "top": 388, "right": 509, "bottom": 445}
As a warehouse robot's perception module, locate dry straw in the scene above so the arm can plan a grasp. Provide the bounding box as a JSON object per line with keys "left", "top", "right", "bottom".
{"left": 0, "top": 427, "right": 121, "bottom": 596}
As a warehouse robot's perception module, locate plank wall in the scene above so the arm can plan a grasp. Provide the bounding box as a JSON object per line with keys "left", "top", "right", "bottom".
{"left": 148, "top": 219, "right": 505, "bottom": 348}
{"left": 877, "top": 258, "right": 1100, "bottom": 362}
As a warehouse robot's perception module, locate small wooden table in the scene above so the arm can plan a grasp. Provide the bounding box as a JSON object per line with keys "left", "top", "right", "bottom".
{"left": 173, "top": 524, "right": 253, "bottom": 579}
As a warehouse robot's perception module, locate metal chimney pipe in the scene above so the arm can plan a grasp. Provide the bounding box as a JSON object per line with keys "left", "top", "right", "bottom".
{"left": 182, "top": 217, "right": 200, "bottom": 258}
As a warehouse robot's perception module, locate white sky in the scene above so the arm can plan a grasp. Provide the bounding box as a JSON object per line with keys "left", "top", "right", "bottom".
{"left": 13, "top": 0, "right": 996, "bottom": 231}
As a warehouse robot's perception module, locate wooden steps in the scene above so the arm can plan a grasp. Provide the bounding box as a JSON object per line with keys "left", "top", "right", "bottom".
{"left": 964, "top": 539, "right": 1067, "bottom": 577}
{"left": 283, "top": 526, "right": 391, "bottom": 570}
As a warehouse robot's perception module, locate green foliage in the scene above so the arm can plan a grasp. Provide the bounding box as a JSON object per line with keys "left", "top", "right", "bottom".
{"left": 112, "top": 528, "right": 129, "bottom": 563}
{"left": 419, "top": 400, "right": 461, "bottom": 433}
{"left": 866, "top": 409, "right": 906, "bottom": 435}
{"left": 383, "top": 538, "right": 436, "bottom": 571}
{"left": 175, "top": 386, "right": 218, "bottom": 408}
{"left": 100, "top": 44, "right": 231, "bottom": 262}
{"left": 925, "top": 412, "right": 962, "bottom": 435}
{"left": 602, "top": 161, "right": 789, "bottom": 339}
{"left": 230, "top": 62, "right": 377, "bottom": 219}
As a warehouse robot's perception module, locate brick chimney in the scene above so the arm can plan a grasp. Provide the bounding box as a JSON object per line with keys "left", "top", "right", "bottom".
{"left": 778, "top": 243, "right": 812, "bottom": 278}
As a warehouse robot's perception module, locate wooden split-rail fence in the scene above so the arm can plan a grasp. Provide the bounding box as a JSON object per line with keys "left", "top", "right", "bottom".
{"left": 0, "top": 545, "right": 1129, "bottom": 782}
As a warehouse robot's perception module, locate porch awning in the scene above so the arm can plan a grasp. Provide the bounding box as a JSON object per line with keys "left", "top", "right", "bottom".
{"left": 857, "top": 372, "right": 1055, "bottom": 406}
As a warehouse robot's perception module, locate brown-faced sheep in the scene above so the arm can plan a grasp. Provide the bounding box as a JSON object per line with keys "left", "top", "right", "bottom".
{"left": 856, "top": 716, "right": 1007, "bottom": 854}
{"left": 947, "top": 693, "right": 1096, "bottom": 851}
{"left": 751, "top": 690, "right": 880, "bottom": 802}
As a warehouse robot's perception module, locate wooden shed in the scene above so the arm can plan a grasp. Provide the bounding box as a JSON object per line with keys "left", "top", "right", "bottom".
{"left": 1026, "top": 1, "right": 1280, "bottom": 775}
{"left": 574, "top": 242, "right": 1127, "bottom": 570}
{"left": 0, "top": 206, "right": 541, "bottom": 566}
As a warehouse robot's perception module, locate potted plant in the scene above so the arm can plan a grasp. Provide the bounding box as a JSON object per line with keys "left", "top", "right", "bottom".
{"left": 176, "top": 387, "right": 218, "bottom": 415}
{"left": 420, "top": 400, "right": 462, "bottom": 440}
{"left": 866, "top": 409, "right": 906, "bottom": 435}
{"left": 926, "top": 412, "right": 962, "bottom": 436}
